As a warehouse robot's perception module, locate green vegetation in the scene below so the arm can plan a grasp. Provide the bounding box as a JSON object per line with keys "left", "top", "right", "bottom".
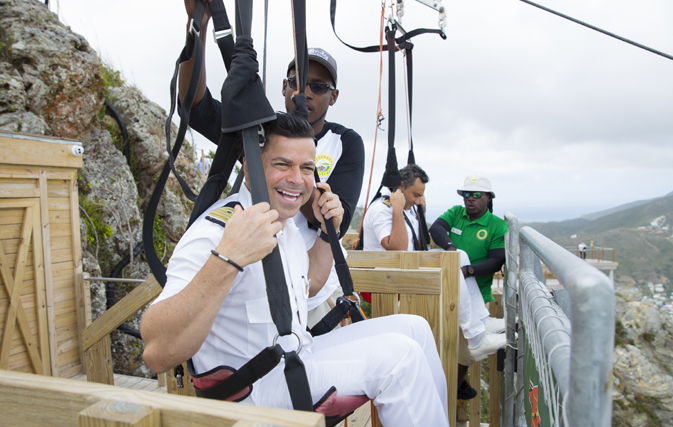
{"left": 633, "top": 395, "right": 661, "bottom": 427}
{"left": 642, "top": 332, "right": 655, "bottom": 343}
{"left": 0, "top": 34, "right": 13, "bottom": 58}
{"left": 615, "top": 319, "right": 634, "bottom": 347}
{"left": 152, "top": 215, "right": 167, "bottom": 260}
{"left": 100, "top": 61, "right": 124, "bottom": 92}
{"left": 79, "top": 195, "right": 113, "bottom": 246}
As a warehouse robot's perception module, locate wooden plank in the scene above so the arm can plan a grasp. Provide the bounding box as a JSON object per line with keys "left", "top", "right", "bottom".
{"left": 78, "top": 399, "right": 160, "bottom": 427}
{"left": 440, "top": 251, "right": 461, "bottom": 426}
{"left": 50, "top": 235, "right": 73, "bottom": 251}
{"left": 0, "top": 135, "right": 83, "bottom": 168}
{"left": 0, "top": 210, "right": 25, "bottom": 225}
{"left": 82, "top": 277, "right": 162, "bottom": 351}
{"left": 399, "top": 293, "right": 415, "bottom": 315}
{"left": 1, "top": 206, "right": 33, "bottom": 368}
{"left": 351, "top": 268, "right": 441, "bottom": 295}
{"left": 38, "top": 171, "right": 59, "bottom": 377}
{"left": 49, "top": 209, "right": 71, "bottom": 224}
{"left": 0, "top": 166, "right": 72, "bottom": 181}
{"left": 371, "top": 294, "right": 396, "bottom": 318}
{"left": 58, "top": 347, "right": 81, "bottom": 369}
{"left": 469, "top": 362, "right": 481, "bottom": 427}
{"left": 85, "top": 334, "right": 114, "bottom": 385}
{"left": 0, "top": 369, "right": 324, "bottom": 427}
{"left": 49, "top": 222, "right": 73, "bottom": 238}
{"left": 0, "top": 180, "right": 38, "bottom": 190}
{"left": 165, "top": 361, "right": 198, "bottom": 397}
{"left": 51, "top": 248, "right": 74, "bottom": 264}
{"left": 59, "top": 362, "right": 84, "bottom": 379}
{"left": 0, "top": 166, "right": 40, "bottom": 179}
{"left": 0, "top": 188, "right": 41, "bottom": 198}
{"left": 346, "top": 250, "right": 401, "bottom": 268}
{"left": 0, "top": 225, "right": 43, "bottom": 375}
{"left": 489, "top": 292, "right": 503, "bottom": 427}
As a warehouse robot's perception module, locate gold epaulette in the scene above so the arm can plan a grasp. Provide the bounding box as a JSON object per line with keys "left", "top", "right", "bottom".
{"left": 206, "top": 206, "right": 236, "bottom": 226}
{"left": 382, "top": 198, "right": 392, "bottom": 208}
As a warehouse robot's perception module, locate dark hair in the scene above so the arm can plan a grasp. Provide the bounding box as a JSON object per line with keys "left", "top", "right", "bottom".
{"left": 399, "top": 164, "right": 429, "bottom": 188}
{"left": 260, "top": 112, "right": 314, "bottom": 152}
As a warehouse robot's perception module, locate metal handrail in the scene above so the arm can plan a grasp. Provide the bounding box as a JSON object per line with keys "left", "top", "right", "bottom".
{"left": 503, "top": 213, "right": 614, "bottom": 427}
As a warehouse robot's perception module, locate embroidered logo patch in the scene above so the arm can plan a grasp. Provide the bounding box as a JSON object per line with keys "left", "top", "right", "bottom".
{"left": 476, "top": 229, "right": 488, "bottom": 240}
{"left": 315, "top": 154, "right": 334, "bottom": 179}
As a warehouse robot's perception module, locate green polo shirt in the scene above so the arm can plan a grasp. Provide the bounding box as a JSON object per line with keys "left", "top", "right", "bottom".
{"left": 438, "top": 205, "right": 508, "bottom": 303}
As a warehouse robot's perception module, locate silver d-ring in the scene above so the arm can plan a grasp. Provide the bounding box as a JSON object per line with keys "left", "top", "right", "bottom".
{"left": 273, "top": 330, "right": 303, "bottom": 355}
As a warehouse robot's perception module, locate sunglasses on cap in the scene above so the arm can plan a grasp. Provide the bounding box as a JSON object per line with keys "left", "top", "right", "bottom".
{"left": 286, "top": 77, "right": 335, "bottom": 95}
{"left": 461, "top": 192, "right": 484, "bottom": 199}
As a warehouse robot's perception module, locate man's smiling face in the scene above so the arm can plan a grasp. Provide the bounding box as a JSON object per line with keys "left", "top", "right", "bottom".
{"left": 257, "top": 134, "right": 316, "bottom": 221}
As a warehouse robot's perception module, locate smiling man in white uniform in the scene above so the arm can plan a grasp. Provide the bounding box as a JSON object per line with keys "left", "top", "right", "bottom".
{"left": 141, "top": 113, "right": 450, "bottom": 427}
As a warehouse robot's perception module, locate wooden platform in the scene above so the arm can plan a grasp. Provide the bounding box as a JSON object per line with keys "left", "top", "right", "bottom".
{"left": 71, "top": 373, "right": 167, "bottom": 393}
{"left": 71, "top": 372, "right": 375, "bottom": 426}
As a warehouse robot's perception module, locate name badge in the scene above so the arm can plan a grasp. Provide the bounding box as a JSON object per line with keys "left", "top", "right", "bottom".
{"left": 451, "top": 227, "right": 462, "bottom": 236}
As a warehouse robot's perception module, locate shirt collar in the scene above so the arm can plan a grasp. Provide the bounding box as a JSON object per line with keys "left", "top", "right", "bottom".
{"left": 462, "top": 206, "right": 491, "bottom": 226}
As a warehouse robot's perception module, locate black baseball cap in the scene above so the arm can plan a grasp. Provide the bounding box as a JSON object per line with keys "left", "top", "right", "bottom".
{"left": 286, "top": 47, "right": 338, "bottom": 87}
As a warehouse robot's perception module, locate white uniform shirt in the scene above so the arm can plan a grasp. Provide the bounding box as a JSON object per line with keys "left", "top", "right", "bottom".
{"left": 153, "top": 185, "right": 315, "bottom": 374}
{"left": 363, "top": 190, "right": 420, "bottom": 251}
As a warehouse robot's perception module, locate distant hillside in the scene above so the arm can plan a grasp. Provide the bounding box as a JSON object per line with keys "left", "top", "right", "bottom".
{"left": 526, "top": 194, "right": 673, "bottom": 287}
{"left": 526, "top": 194, "right": 673, "bottom": 238}
{"left": 579, "top": 190, "right": 673, "bottom": 220}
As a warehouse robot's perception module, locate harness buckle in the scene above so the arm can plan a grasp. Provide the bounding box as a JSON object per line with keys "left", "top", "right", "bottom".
{"left": 189, "top": 19, "right": 200, "bottom": 38}
{"left": 213, "top": 27, "right": 233, "bottom": 43}
{"left": 273, "top": 330, "right": 303, "bottom": 355}
{"left": 257, "top": 124, "right": 266, "bottom": 148}
{"left": 176, "top": 372, "right": 184, "bottom": 388}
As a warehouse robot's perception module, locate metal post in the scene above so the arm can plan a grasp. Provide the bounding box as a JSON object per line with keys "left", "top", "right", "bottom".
{"left": 520, "top": 227, "right": 614, "bottom": 426}
{"left": 503, "top": 213, "right": 518, "bottom": 427}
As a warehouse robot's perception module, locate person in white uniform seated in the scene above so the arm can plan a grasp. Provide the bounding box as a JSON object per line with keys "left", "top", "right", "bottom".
{"left": 140, "top": 113, "right": 450, "bottom": 427}
{"left": 361, "top": 164, "right": 506, "bottom": 398}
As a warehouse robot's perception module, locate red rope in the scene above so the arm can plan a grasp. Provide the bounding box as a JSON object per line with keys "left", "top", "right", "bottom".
{"left": 352, "top": 4, "right": 386, "bottom": 249}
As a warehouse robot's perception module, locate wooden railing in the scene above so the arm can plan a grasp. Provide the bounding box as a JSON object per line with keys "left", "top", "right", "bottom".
{"left": 347, "top": 250, "right": 503, "bottom": 427}
{"left": 0, "top": 369, "right": 324, "bottom": 427}
{"left": 347, "top": 250, "right": 461, "bottom": 425}
{"left": 81, "top": 275, "right": 162, "bottom": 385}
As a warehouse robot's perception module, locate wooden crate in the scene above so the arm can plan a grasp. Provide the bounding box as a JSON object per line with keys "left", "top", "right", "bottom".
{"left": 0, "top": 131, "right": 85, "bottom": 379}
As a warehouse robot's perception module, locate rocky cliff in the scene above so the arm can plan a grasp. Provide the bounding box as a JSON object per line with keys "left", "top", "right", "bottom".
{"left": 0, "top": 0, "right": 204, "bottom": 377}
{"left": 613, "top": 292, "right": 673, "bottom": 426}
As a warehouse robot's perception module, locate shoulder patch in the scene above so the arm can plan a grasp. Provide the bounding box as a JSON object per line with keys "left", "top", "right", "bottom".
{"left": 382, "top": 197, "right": 392, "bottom": 208}
{"left": 205, "top": 202, "right": 241, "bottom": 227}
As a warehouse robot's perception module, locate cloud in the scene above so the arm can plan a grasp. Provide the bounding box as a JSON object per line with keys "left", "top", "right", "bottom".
{"left": 53, "top": 0, "right": 673, "bottom": 221}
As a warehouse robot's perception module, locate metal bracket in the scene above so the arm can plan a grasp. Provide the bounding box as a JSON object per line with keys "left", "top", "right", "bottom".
{"left": 189, "top": 19, "right": 200, "bottom": 38}
{"left": 213, "top": 27, "right": 233, "bottom": 42}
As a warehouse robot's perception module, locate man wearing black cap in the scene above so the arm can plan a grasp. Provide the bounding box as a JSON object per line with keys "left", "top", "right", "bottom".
{"left": 179, "top": 1, "right": 365, "bottom": 325}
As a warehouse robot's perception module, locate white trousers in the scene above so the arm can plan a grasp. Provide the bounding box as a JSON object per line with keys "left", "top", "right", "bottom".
{"left": 457, "top": 250, "right": 490, "bottom": 340}
{"left": 248, "top": 314, "right": 450, "bottom": 427}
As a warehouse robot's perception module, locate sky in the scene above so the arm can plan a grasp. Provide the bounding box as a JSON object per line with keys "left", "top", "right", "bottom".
{"left": 50, "top": 0, "right": 673, "bottom": 223}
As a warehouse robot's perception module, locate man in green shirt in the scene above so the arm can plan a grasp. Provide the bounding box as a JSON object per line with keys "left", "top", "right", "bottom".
{"left": 430, "top": 176, "right": 508, "bottom": 303}
{"left": 430, "top": 175, "right": 508, "bottom": 401}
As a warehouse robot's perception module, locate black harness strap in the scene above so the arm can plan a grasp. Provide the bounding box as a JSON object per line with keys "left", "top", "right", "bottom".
{"left": 310, "top": 296, "right": 366, "bottom": 336}
{"left": 189, "top": 344, "right": 284, "bottom": 400}
{"left": 329, "top": 0, "right": 445, "bottom": 53}
{"left": 143, "top": 0, "right": 208, "bottom": 285}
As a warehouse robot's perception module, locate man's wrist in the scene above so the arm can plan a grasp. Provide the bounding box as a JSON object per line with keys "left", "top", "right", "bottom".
{"left": 464, "top": 265, "right": 475, "bottom": 277}
{"left": 317, "top": 227, "right": 339, "bottom": 244}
